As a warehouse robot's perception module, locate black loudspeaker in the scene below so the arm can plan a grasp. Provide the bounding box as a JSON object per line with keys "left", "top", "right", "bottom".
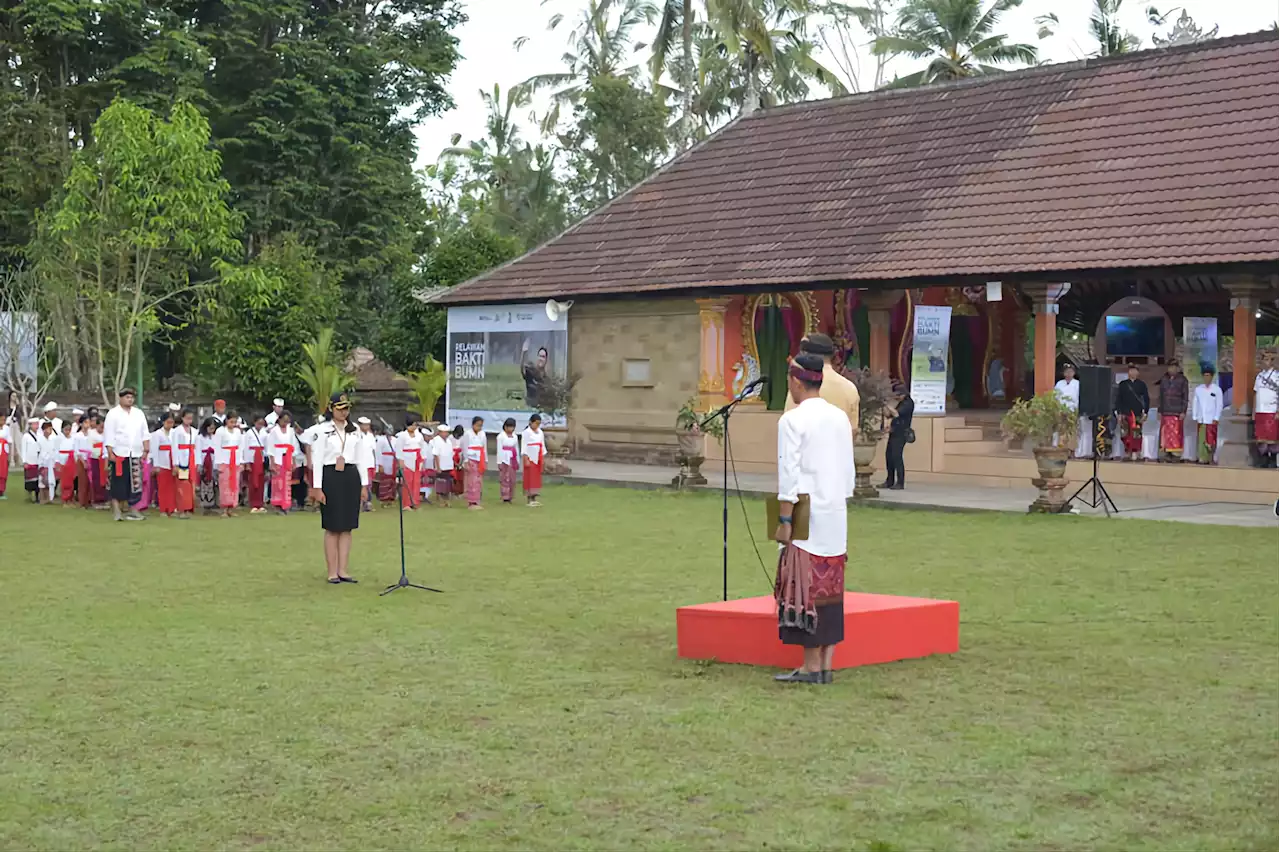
{"left": 1077, "top": 365, "right": 1113, "bottom": 418}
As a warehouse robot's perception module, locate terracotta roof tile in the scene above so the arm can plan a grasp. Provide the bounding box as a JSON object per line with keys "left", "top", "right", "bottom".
{"left": 438, "top": 31, "right": 1279, "bottom": 305}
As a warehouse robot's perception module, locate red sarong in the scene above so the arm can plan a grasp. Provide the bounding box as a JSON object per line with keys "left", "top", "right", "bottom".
{"left": 77, "top": 460, "right": 89, "bottom": 506}
{"left": 402, "top": 448, "right": 423, "bottom": 507}
{"left": 58, "top": 450, "right": 76, "bottom": 503}
{"left": 1119, "top": 413, "right": 1143, "bottom": 454}
{"left": 271, "top": 445, "right": 294, "bottom": 509}
{"left": 247, "top": 447, "right": 265, "bottom": 508}
{"left": 0, "top": 439, "right": 9, "bottom": 496}
{"left": 1159, "top": 414, "right": 1184, "bottom": 452}
{"left": 1255, "top": 412, "right": 1278, "bottom": 443}
{"left": 155, "top": 467, "right": 176, "bottom": 513}
{"left": 464, "top": 459, "right": 483, "bottom": 504}
{"left": 174, "top": 443, "right": 195, "bottom": 512}
{"left": 218, "top": 446, "right": 240, "bottom": 508}
{"left": 451, "top": 448, "right": 464, "bottom": 494}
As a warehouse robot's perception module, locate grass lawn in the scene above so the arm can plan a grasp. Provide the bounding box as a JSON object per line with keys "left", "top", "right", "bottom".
{"left": 0, "top": 485, "right": 1275, "bottom": 851}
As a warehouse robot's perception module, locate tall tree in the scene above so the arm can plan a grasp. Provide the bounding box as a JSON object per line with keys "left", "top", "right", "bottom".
{"left": 872, "top": 0, "right": 1037, "bottom": 87}
{"left": 1088, "top": 0, "right": 1140, "bottom": 55}
{"left": 563, "top": 73, "right": 670, "bottom": 209}
{"left": 651, "top": 0, "right": 699, "bottom": 148}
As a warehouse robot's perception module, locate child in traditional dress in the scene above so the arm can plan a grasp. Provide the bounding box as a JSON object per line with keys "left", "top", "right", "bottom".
{"left": 358, "top": 417, "right": 377, "bottom": 511}
{"left": 56, "top": 420, "right": 76, "bottom": 506}
{"left": 0, "top": 411, "right": 9, "bottom": 500}
{"left": 450, "top": 424, "right": 465, "bottom": 498}
{"left": 87, "top": 414, "right": 108, "bottom": 507}
{"left": 497, "top": 417, "right": 519, "bottom": 504}
{"left": 22, "top": 418, "right": 42, "bottom": 502}
{"left": 463, "top": 416, "right": 486, "bottom": 510}
{"left": 39, "top": 420, "right": 57, "bottom": 504}
{"left": 395, "top": 416, "right": 428, "bottom": 510}
{"left": 243, "top": 414, "right": 269, "bottom": 513}
{"left": 1191, "top": 367, "right": 1223, "bottom": 465}
{"left": 214, "top": 413, "right": 244, "bottom": 517}
{"left": 292, "top": 420, "right": 310, "bottom": 509}
{"left": 521, "top": 413, "right": 545, "bottom": 507}
{"left": 131, "top": 417, "right": 156, "bottom": 514}
{"left": 430, "top": 424, "right": 454, "bottom": 508}
{"left": 373, "top": 423, "right": 397, "bottom": 505}
{"left": 73, "top": 415, "right": 91, "bottom": 508}
{"left": 267, "top": 410, "right": 299, "bottom": 515}
{"left": 171, "top": 410, "right": 197, "bottom": 519}
{"left": 196, "top": 418, "right": 220, "bottom": 514}
{"left": 151, "top": 411, "right": 176, "bottom": 516}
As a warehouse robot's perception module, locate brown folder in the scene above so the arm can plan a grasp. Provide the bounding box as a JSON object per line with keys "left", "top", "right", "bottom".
{"left": 765, "top": 494, "right": 810, "bottom": 541}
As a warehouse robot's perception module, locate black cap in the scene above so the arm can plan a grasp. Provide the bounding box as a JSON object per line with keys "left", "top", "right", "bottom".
{"left": 329, "top": 392, "right": 350, "bottom": 409}
{"left": 119, "top": 387, "right": 137, "bottom": 397}
{"left": 800, "top": 333, "right": 835, "bottom": 357}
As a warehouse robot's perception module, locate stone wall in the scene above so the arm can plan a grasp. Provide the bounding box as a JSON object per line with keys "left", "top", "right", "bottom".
{"left": 568, "top": 299, "right": 700, "bottom": 464}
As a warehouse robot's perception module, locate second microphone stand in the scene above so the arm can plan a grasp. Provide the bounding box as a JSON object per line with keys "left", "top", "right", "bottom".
{"left": 699, "top": 385, "right": 759, "bottom": 601}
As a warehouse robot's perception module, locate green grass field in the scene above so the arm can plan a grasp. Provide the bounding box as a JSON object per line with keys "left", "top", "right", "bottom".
{"left": 1, "top": 485, "right": 1275, "bottom": 851}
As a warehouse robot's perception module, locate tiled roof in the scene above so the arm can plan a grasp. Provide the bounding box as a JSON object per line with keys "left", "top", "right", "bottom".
{"left": 437, "top": 31, "right": 1279, "bottom": 305}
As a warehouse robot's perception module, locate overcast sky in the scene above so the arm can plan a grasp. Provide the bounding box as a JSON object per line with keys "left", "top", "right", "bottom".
{"left": 414, "top": 0, "right": 1279, "bottom": 168}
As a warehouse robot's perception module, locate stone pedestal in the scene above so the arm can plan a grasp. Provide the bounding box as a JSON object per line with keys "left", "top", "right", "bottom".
{"left": 1029, "top": 477, "right": 1070, "bottom": 513}
{"left": 1217, "top": 414, "right": 1256, "bottom": 468}
{"left": 853, "top": 439, "right": 880, "bottom": 499}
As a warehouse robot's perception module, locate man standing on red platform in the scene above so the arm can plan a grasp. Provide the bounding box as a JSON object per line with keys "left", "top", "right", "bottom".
{"left": 1155, "top": 360, "right": 1189, "bottom": 463}
{"left": 773, "top": 352, "right": 854, "bottom": 686}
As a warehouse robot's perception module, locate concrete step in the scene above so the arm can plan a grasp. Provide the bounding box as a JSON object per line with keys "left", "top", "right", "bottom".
{"left": 944, "top": 441, "right": 1026, "bottom": 456}
{"left": 944, "top": 426, "right": 986, "bottom": 442}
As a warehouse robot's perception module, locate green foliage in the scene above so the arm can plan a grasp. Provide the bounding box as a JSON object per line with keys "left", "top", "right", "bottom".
{"left": 373, "top": 221, "right": 523, "bottom": 374}
{"left": 873, "top": 0, "right": 1038, "bottom": 87}
{"left": 298, "top": 327, "right": 354, "bottom": 416}
{"left": 676, "top": 396, "right": 725, "bottom": 443}
{"left": 33, "top": 98, "right": 243, "bottom": 396}
{"left": 403, "top": 355, "right": 448, "bottom": 421}
{"left": 840, "top": 367, "right": 895, "bottom": 440}
{"left": 564, "top": 74, "right": 670, "bottom": 209}
{"left": 1001, "top": 390, "right": 1079, "bottom": 449}
{"left": 193, "top": 237, "right": 341, "bottom": 402}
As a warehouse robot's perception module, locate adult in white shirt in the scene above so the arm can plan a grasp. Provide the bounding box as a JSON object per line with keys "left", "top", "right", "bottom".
{"left": 1254, "top": 350, "right": 1278, "bottom": 467}
{"left": 1190, "top": 367, "right": 1223, "bottom": 465}
{"left": 309, "top": 393, "right": 370, "bottom": 583}
{"left": 41, "top": 400, "right": 62, "bottom": 435}
{"left": 102, "top": 387, "right": 150, "bottom": 521}
{"left": 265, "top": 398, "right": 285, "bottom": 429}
{"left": 1052, "top": 364, "right": 1085, "bottom": 457}
{"left": 211, "top": 398, "right": 228, "bottom": 426}
{"left": 773, "top": 353, "right": 854, "bottom": 686}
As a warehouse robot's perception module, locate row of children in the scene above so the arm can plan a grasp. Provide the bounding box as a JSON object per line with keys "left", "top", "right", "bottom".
{"left": 0, "top": 405, "right": 550, "bottom": 514}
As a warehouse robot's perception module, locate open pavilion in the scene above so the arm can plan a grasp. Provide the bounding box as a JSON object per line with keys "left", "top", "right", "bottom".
{"left": 434, "top": 30, "right": 1278, "bottom": 505}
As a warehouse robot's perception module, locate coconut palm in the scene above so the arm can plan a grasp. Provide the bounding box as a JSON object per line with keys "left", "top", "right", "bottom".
{"left": 517, "top": 0, "right": 659, "bottom": 133}
{"left": 872, "top": 0, "right": 1038, "bottom": 87}
{"left": 650, "top": 0, "right": 699, "bottom": 148}
{"left": 1090, "top": 0, "right": 1140, "bottom": 55}
{"left": 702, "top": 0, "right": 847, "bottom": 116}
{"left": 402, "top": 355, "right": 447, "bottom": 422}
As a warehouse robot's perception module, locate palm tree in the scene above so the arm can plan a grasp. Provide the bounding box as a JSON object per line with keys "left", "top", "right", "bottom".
{"left": 299, "top": 328, "right": 354, "bottom": 416}
{"left": 1089, "top": 0, "right": 1140, "bottom": 55}
{"left": 651, "top": 0, "right": 699, "bottom": 149}
{"left": 402, "top": 355, "right": 447, "bottom": 422}
{"left": 872, "top": 0, "right": 1037, "bottom": 87}
{"left": 703, "top": 0, "right": 847, "bottom": 115}
{"left": 517, "top": 0, "right": 658, "bottom": 133}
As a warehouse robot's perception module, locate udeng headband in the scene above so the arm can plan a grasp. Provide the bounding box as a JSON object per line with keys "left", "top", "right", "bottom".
{"left": 789, "top": 364, "right": 824, "bottom": 383}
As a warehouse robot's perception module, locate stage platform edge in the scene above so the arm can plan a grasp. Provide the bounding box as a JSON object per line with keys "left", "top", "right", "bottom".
{"left": 676, "top": 592, "right": 959, "bottom": 670}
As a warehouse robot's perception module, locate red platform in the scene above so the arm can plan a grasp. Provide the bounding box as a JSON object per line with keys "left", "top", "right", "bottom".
{"left": 677, "top": 592, "right": 959, "bottom": 670}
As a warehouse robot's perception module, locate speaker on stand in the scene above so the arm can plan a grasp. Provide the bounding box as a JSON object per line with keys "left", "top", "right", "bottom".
{"left": 1069, "top": 364, "right": 1118, "bottom": 515}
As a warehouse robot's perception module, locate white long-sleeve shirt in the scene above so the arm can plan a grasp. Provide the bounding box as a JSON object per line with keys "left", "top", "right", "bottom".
{"left": 309, "top": 422, "right": 371, "bottom": 488}
{"left": 55, "top": 434, "right": 76, "bottom": 468}
{"left": 1054, "top": 378, "right": 1080, "bottom": 413}
{"left": 241, "top": 427, "right": 268, "bottom": 467}
{"left": 394, "top": 429, "right": 428, "bottom": 470}
{"left": 375, "top": 434, "right": 397, "bottom": 475}
{"left": 359, "top": 430, "right": 378, "bottom": 471}
{"left": 214, "top": 426, "right": 244, "bottom": 466}
{"left": 462, "top": 429, "right": 486, "bottom": 464}
{"left": 430, "top": 435, "right": 453, "bottom": 472}
{"left": 1255, "top": 369, "right": 1279, "bottom": 414}
{"left": 496, "top": 432, "right": 520, "bottom": 468}
{"left": 38, "top": 432, "right": 57, "bottom": 466}
{"left": 1191, "top": 383, "right": 1223, "bottom": 425}
{"left": 102, "top": 405, "right": 150, "bottom": 458}
{"left": 777, "top": 396, "right": 855, "bottom": 558}
{"left": 21, "top": 430, "right": 41, "bottom": 466}
{"left": 266, "top": 426, "right": 300, "bottom": 467}
{"left": 171, "top": 424, "right": 197, "bottom": 471}
{"left": 521, "top": 427, "right": 545, "bottom": 465}
{"left": 150, "top": 428, "right": 175, "bottom": 470}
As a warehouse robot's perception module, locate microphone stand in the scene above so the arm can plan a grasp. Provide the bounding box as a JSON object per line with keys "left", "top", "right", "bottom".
{"left": 699, "top": 381, "right": 764, "bottom": 602}
{"left": 381, "top": 441, "right": 443, "bottom": 596}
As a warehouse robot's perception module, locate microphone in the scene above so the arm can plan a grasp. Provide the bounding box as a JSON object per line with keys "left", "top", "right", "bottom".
{"left": 738, "top": 375, "right": 769, "bottom": 396}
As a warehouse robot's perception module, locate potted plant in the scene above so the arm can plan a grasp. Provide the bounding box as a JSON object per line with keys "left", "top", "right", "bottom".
{"left": 841, "top": 367, "right": 895, "bottom": 498}
{"left": 1001, "top": 390, "right": 1080, "bottom": 513}
{"left": 673, "top": 397, "right": 725, "bottom": 487}
{"left": 534, "top": 372, "right": 580, "bottom": 475}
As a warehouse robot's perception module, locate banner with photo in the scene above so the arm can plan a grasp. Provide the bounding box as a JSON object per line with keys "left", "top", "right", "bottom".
{"left": 446, "top": 304, "right": 569, "bottom": 430}
{"left": 909, "top": 305, "right": 952, "bottom": 415}
{"left": 1182, "top": 317, "right": 1218, "bottom": 385}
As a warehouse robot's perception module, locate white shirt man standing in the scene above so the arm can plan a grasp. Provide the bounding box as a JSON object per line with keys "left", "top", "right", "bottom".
{"left": 103, "top": 387, "right": 150, "bottom": 521}
{"left": 265, "top": 398, "right": 285, "bottom": 429}
{"left": 773, "top": 352, "right": 855, "bottom": 686}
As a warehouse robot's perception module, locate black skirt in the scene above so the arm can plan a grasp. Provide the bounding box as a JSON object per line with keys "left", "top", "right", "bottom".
{"left": 779, "top": 600, "right": 846, "bottom": 648}
{"left": 319, "top": 464, "right": 361, "bottom": 532}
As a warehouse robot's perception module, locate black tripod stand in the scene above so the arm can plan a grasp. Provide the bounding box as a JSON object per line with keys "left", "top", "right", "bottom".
{"left": 381, "top": 463, "right": 443, "bottom": 596}
{"left": 699, "top": 381, "right": 763, "bottom": 601}
{"left": 1067, "top": 415, "right": 1118, "bottom": 517}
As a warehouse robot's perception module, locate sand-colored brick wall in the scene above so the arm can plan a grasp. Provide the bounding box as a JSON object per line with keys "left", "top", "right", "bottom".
{"left": 568, "top": 299, "right": 700, "bottom": 463}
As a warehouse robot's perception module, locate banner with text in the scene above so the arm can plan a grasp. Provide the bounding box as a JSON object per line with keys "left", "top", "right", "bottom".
{"left": 1182, "top": 317, "right": 1219, "bottom": 386}
{"left": 446, "top": 304, "right": 569, "bottom": 430}
{"left": 909, "top": 305, "right": 953, "bottom": 415}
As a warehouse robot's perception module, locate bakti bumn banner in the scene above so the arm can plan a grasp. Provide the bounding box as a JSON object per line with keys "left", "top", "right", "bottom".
{"left": 445, "top": 304, "right": 569, "bottom": 430}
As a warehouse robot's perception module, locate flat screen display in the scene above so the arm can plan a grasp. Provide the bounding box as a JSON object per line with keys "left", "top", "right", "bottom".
{"left": 1105, "top": 316, "right": 1165, "bottom": 357}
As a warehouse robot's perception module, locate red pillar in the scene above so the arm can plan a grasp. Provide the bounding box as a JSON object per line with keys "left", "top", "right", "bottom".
{"left": 1022, "top": 283, "right": 1065, "bottom": 397}
{"left": 862, "top": 289, "right": 904, "bottom": 377}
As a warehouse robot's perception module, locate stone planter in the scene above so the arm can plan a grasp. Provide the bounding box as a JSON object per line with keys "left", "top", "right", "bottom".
{"left": 672, "top": 430, "right": 708, "bottom": 488}
{"left": 543, "top": 427, "right": 571, "bottom": 475}
{"left": 1028, "top": 445, "right": 1071, "bottom": 513}
{"left": 853, "top": 437, "right": 880, "bottom": 499}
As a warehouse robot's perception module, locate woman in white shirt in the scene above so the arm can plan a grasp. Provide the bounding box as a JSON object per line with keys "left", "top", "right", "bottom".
{"left": 310, "top": 393, "right": 370, "bottom": 584}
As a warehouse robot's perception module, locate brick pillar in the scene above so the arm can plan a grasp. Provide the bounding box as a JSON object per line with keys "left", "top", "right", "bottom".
{"left": 1022, "top": 283, "right": 1067, "bottom": 396}
{"left": 862, "top": 289, "right": 904, "bottom": 376}
{"left": 1227, "top": 280, "right": 1269, "bottom": 415}
{"left": 696, "top": 297, "right": 731, "bottom": 409}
